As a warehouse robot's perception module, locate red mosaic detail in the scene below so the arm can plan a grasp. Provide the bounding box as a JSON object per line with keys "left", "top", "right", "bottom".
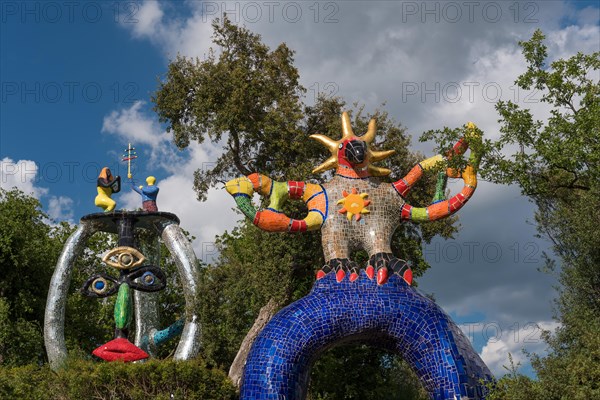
{"left": 448, "top": 195, "right": 464, "bottom": 212}
{"left": 403, "top": 269, "right": 413, "bottom": 285}
{"left": 288, "top": 181, "right": 305, "bottom": 199}
{"left": 401, "top": 204, "right": 412, "bottom": 220}
{"left": 393, "top": 179, "right": 410, "bottom": 197}
{"left": 289, "top": 219, "right": 307, "bottom": 233}
{"left": 365, "top": 265, "right": 375, "bottom": 280}
{"left": 451, "top": 138, "right": 468, "bottom": 155}
{"left": 377, "top": 267, "right": 389, "bottom": 285}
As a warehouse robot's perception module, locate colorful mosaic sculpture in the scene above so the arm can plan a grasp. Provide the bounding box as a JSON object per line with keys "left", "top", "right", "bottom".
{"left": 44, "top": 211, "right": 202, "bottom": 369}
{"left": 226, "top": 112, "right": 480, "bottom": 286}
{"left": 226, "top": 112, "right": 491, "bottom": 399}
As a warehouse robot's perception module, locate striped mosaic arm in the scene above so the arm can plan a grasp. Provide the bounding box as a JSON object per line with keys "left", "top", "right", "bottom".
{"left": 395, "top": 123, "right": 482, "bottom": 222}
{"left": 225, "top": 173, "right": 328, "bottom": 233}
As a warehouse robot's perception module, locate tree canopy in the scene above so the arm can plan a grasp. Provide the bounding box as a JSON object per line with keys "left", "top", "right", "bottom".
{"left": 425, "top": 30, "right": 599, "bottom": 399}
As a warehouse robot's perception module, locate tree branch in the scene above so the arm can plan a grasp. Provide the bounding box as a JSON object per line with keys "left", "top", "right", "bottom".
{"left": 229, "top": 130, "right": 252, "bottom": 175}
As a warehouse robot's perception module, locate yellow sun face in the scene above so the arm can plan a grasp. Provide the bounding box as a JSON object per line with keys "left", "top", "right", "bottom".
{"left": 337, "top": 188, "right": 371, "bottom": 221}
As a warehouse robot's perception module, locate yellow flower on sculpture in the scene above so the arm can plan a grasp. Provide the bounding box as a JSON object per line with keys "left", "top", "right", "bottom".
{"left": 337, "top": 188, "right": 371, "bottom": 221}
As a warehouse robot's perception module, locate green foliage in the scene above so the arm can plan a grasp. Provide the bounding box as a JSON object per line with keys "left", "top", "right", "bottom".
{"left": 484, "top": 354, "right": 541, "bottom": 400}
{"left": 489, "top": 30, "right": 599, "bottom": 199}
{"left": 0, "top": 189, "right": 67, "bottom": 366}
{"left": 153, "top": 16, "right": 305, "bottom": 201}
{"left": 488, "top": 30, "right": 599, "bottom": 399}
{"left": 425, "top": 30, "right": 600, "bottom": 399}
{"left": 309, "top": 345, "right": 429, "bottom": 400}
{"left": 0, "top": 358, "right": 236, "bottom": 400}
{"left": 199, "top": 220, "right": 319, "bottom": 368}
{"left": 526, "top": 186, "right": 600, "bottom": 400}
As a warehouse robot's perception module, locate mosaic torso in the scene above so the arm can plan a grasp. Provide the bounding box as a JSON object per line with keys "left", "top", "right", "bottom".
{"left": 321, "top": 175, "right": 404, "bottom": 262}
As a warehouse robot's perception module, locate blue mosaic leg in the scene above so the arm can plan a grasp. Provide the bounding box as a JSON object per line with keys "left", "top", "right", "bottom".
{"left": 240, "top": 272, "right": 492, "bottom": 400}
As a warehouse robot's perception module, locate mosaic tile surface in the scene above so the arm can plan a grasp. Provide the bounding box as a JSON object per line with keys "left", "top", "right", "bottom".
{"left": 321, "top": 174, "right": 404, "bottom": 261}
{"left": 240, "top": 272, "right": 492, "bottom": 400}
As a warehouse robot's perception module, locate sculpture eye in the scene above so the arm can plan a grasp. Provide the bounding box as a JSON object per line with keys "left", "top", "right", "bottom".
{"left": 102, "top": 246, "right": 145, "bottom": 270}
{"left": 141, "top": 271, "right": 155, "bottom": 285}
{"left": 339, "top": 143, "right": 343, "bottom": 149}
{"left": 81, "top": 274, "right": 119, "bottom": 298}
{"left": 92, "top": 277, "right": 109, "bottom": 294}
{"left": 126, "top": 266, "right": 166, "bottom": 292}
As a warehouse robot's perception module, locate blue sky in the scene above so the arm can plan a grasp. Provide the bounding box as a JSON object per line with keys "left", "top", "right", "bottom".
{"left": 1, "top": 0, "right": 598, "bottom": 378}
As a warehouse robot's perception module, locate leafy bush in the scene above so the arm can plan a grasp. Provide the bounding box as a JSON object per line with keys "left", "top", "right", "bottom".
{"left": 0, "top": 358, "right": 237, "bottom": 400}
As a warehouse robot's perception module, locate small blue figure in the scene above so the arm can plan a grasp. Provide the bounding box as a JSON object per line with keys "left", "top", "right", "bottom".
{"left": 131, "top": 176, "right": 159, "bottom": 212}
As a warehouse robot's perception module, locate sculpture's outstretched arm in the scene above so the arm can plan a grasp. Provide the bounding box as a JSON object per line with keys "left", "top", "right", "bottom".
{"left": 393, "top": 123, "right": 482, "bottom": 222}
{"left": 225, "top": 173, "right": 328, "bottom": 233}
{"left": 393, "top": 139, "right": 468, "bottom": 198}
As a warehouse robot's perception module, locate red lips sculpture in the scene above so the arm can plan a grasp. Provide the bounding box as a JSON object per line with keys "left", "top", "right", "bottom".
{"left": 92, "top": 338, "right": 149, "bottom": 362}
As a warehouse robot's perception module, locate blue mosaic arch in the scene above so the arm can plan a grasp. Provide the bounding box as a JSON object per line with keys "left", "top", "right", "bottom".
{"left": 241, "top": 272, "right": 493, "bottom": 400}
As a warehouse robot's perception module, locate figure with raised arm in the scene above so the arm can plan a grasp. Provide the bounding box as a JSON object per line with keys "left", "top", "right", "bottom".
{"left": 131, "top": 176, "right": 159, "bottom": 212}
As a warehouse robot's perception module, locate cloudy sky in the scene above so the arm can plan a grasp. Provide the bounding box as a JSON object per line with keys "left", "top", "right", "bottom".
{"left": 1, "top": 0, "right": 598, "bottom": 377}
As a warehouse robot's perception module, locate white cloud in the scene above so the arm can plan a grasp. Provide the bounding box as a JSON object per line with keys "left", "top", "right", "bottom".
{"left": 0, "top": 157, "right": 48, "bottom": 197}
{"left": 120, "top": 0, "right": 213, "bottom": 60}
{"left": 102, "top": 100, "right": 166, "bottom": 146}
{"left": 102, "top": 102, "right": 239, "bottom": 258}
{"left": 1, "top": 157, "right": 76, "bottom": 223}
{"left": 102, "top": 101, "right": 187, "bottom": 174}
{"left": 129, "top": 0, "right": 164, "bottom": 38}
{"left": 478, "top": 320, "right": 560, "bottom": 376}
{"left": 47, "top": 195, "right": 74, "bottom": 222}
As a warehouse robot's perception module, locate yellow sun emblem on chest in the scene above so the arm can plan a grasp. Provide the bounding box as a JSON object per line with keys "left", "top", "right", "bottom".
{"left": 337, "top": 188, "right": 371, "bottom": 221}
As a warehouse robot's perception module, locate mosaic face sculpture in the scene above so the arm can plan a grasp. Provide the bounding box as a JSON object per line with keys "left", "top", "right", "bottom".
{"left": 82, "top": 246, "right": 167, "bottom": 362}
{"left": 44, "top": 211, "right": 201, "bottom": 369}
{"left": 226, "top": 113, "right": 492, "bottom": 399}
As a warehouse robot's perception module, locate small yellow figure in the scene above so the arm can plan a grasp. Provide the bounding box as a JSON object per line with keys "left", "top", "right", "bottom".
{"left": 95, "top": 167, "right": 121, "bottom": 212}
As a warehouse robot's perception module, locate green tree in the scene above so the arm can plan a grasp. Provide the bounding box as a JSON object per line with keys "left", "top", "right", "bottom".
{"left": 426, "top": 30, "right": 599, "bottom": 399}
{"left": 153, "top": 15, "right": 306, "bottom": 201}
{"left": 153, "top": 16, "right": 463, "bottom": 397}
{"left": 487, "top": 30, "right": 599, "bottom": 399}
{"left": 0, "top": 189, "right": 67, "bottom": 366}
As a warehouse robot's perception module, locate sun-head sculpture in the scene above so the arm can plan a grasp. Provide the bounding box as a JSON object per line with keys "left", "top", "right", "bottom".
{"left": 310, "top": 112, "right": 396, "bottom": 176}
{"left": 226, "top": 111, "right": 481, "bottom": 285}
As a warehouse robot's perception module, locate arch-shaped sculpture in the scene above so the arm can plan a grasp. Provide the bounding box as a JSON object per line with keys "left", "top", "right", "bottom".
{"left": 44, "top": 211, "right": 201, "bottom": 369}
{"left": 241, "top": 273, "right": 492, "bottom": 399}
